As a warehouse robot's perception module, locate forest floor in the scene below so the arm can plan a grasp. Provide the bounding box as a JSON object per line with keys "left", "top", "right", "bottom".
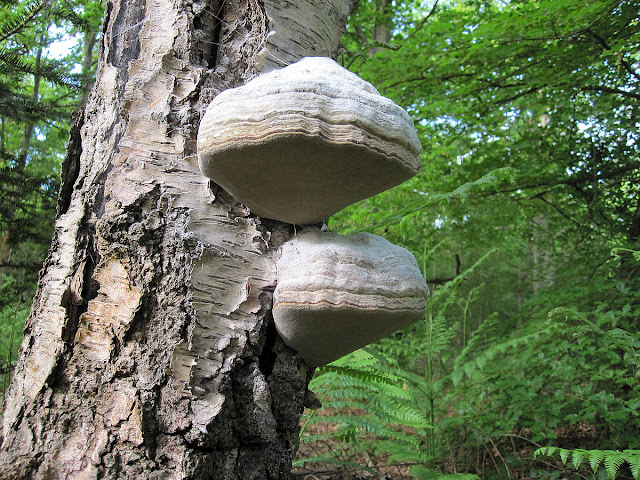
{"left": 291, "top": 408, "right": 605, "bottom": 479}
{"left": 292, "top": 408, "right": 414, "bottom": 480}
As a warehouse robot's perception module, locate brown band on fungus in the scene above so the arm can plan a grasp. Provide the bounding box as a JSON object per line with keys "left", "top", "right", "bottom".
{"left": 197, "top": 57, "right": 422, "bottom": 225}
{"left": 272, "top": 229, "right": 429, "bottom": 367}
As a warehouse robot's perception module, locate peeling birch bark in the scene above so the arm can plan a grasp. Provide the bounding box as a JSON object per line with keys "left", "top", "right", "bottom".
{"left": 0, "top": 1, "right": 354, "bottom": 479}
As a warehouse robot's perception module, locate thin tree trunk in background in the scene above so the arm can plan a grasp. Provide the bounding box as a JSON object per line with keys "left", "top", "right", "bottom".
{"left": 16, "top": 32, "right": 45, "bottom": 170}
{"left": 517, "top": 234, "right": 533, "bottom": 311}
{"left": 369, "top": 0, "right": 392, "bottom": 57}
{"left": 0, "top": 1, "right": 354, "bottom": 478}
{"left": 630, "top": 195, "right": 640, "bottom": 244}
{"left": 78, "top": 28, "right": 97, "bottom": 106}
{"left": 532, "top": 214, "right": 554, "bottom": 294}
{"left": 620, "top": 194, "right": 640, "bottom": 280}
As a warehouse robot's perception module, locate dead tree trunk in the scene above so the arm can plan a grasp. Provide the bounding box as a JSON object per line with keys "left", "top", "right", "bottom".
{"left": 0, "top": 1, "right": 354, "bottom": 478}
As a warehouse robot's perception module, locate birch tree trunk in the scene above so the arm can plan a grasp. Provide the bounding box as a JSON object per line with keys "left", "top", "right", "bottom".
{"left": 0, "top": 1, "right": 354, "bottom": 478}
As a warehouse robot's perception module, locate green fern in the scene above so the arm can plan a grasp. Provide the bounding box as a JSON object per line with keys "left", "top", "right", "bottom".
{"left": 535, "top": 447, "right": 640, "bottom": 479}
{"left": 299, "top": 349, "right": 432, "bottom": 475}
{"left": 453, "top": 329, "right": 546, "bottom": 387}
{"left": 363, "top": 167, "right": 516, "bottom": 233}
{"left": 548, "top": 306, "right": 640, "bottom": 376}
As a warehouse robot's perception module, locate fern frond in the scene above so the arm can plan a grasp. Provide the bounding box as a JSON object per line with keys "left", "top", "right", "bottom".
{"left": 314, "top": 365, "right": 415, "bottom": 402}
{"left": 308, "top": 413, "right": 421, "bottom": 446}
{"left": 588, "top": 450, "right": 606, "bottom": 475}
{"left": 454, "top": 330, "right": 545, "bottom": 386}
{"left": 571, "top": 449, "right": 588, "bottom": 470}
{"left": 627, "top": 450, "right": 640, "bottom": 479}
{"left": 330, "top": 348, "right": 379, "bottom": 368}
{"left": 364, "top": 167, "right": 516, "bottom": 232}
{"left": 536, "top": 448, "right": 640, "bottom": 480}
{"left": 366, "top": 397, "right": 430, "bottom": 429}
{"left": 379, "top": 440, "right": 422, "bottom": 464}
{"left": 345, "top": 40, "right": 402, "bottom": 68}
{"left": 455, "top": 312, "right": 500, "bottom": 362}
{"left": 534, "top": 446, "right": 556, "bottom": 458}
{"left": 317, "top": 365, "right": 398, "bottom": 387}
{"left": 605, "top": 453, "right": 626, "bottom": 480}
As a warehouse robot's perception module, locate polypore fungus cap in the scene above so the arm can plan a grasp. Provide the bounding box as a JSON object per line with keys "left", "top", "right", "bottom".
{"left": 197, "top": 56, "right": 422, "bottom": 225}
{"left": 273, "top": 228, "right": 429, "bottom": 367}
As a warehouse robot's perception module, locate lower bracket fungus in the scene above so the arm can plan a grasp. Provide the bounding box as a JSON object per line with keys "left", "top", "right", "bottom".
{"left": 197, "top": 56, "right": 422, "bottom": 225}
{"left": 273, "top": 228, "right": 429, "bottom": 367}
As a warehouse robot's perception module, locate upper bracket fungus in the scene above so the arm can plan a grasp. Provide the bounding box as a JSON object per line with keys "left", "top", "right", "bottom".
{"left": 273, "top": 228, "right": 429, "bottom": 367}
{"left": 197, "top": 56, "right": 422, "bottom": 225}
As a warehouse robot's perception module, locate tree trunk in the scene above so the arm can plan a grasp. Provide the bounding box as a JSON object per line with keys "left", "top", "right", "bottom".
{"left": 78, "top": 27, "right": 98, "bottom": 107}
{"left": 372, "top": 0, "right": 392, "bottom": 52}
{"left": 0, "top": 1, "right": 354, "bottom": 478}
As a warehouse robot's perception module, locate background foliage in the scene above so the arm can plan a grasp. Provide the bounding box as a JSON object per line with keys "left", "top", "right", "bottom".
{"left": 296, "top": 0, "right": 640, "bottom": 478}
{"left": 1, "top": 0, "right": 639, "bottom": 479}
{"left": 0, "top": 0, "right": 101, "bottom": 394}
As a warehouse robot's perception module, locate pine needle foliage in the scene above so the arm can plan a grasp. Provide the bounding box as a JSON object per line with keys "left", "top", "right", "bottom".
{"left": 0, "top": 51, "right": 83, "bottom": 88}
{"left": 0, "top": 0, "right": 96, "bottom": 250}
{"left": 0, "top": 80, "right": 69, "bottom": 122}
{"left": 0, "top": 0, "right": 49, "bottom": 43}
{"left": 0, "top": 0, "right": 102, "bottom": 401}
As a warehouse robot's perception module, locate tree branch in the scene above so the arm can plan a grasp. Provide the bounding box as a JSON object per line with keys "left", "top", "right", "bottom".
{"left": 531, "top": 193, "right": 581, "bottom": 226}
{"left": 587, "top": 28, "right": 640, "bottom": 82}
{"left": 354, "top": 23, "right": 369, "bottom": 44}
{"left": 578, "top": 84, "right": 640, "bottom": 100}
{"left": 405, "top": 0, "right": 440, "bottom": 41}
{"left": 493, "top": 161, "right": 640, "bottom": 195}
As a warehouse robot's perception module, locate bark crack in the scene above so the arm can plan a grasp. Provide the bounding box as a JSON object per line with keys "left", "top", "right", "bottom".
{"left": 57, "top": 109, "right": 84, "bottom": 215}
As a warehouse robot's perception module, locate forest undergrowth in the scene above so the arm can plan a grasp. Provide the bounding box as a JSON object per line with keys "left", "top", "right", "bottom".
{"left": 1, "top": 0, "right": 639, "bottom": 478}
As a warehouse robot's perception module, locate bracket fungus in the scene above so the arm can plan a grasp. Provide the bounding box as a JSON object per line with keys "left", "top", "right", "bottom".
{"left": 273, "top": 229, "right": 429, "bottom": 367}
{"left": 196, "top": 55, "right": 429, "bottom": 366}
{"left": 197, "top": 56, "right": 422, "bottom": 225}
